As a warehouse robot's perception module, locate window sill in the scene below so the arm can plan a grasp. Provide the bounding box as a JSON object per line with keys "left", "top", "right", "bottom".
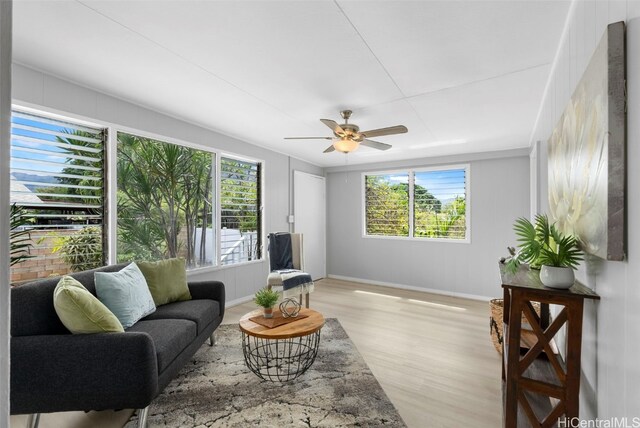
{"left": 362, "top": 234, "right": 471, "bottom": 244}
{"left": 186, "top": 259, "right": 265, "bottom": 276}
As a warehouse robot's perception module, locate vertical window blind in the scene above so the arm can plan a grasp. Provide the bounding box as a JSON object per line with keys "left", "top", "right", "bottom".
{"left": 220, "top": 157, "right": 262, "bottom": 265}
{"left": 10, "top": 110, "right": 106, "bottom": 282}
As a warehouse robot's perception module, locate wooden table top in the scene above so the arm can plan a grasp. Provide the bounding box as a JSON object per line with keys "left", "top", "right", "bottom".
{"left": 239, "top": 308, "right": 325, "bottom": 339}
{"left": 498, "top": 263, "right": 600, "bottom": 300}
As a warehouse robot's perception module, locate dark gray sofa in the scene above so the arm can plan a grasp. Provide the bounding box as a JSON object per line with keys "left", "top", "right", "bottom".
{"left": 10, "top": 263, "right": 225, "bottom": 427}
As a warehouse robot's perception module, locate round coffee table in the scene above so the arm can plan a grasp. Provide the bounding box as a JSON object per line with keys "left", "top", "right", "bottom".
{"left": 239, "top": 308, "right": 324, "bottom": 382}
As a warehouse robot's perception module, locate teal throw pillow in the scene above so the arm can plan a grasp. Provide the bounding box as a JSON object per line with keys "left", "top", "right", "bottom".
{"left": 95, "top": 262, "right": 156, "bottom": 328}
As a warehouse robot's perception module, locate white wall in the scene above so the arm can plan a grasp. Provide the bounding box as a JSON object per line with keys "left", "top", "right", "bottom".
{"left": 530, "top": 0, "right": 640, "bottom": 420}
{"left": 325, "top": 150, "right": 530, "bottom": 299}
{"left": 0, "top": 2, "right": 11, "bottom": 425}
{"left": 11, "top": 63, "right": 323, "bottom": 306}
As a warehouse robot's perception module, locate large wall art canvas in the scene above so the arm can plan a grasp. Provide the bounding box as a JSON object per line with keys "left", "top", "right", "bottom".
{"left": 548, "top": 21, "right": 625, "bottom": 261}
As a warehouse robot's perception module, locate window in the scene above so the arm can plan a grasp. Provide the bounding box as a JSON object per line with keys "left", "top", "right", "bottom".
{"left": 9, "top": 108, "right": 265, "bottom": 281}
{"left": 413, "top": 168, "right": 467, "bottom": 239}
{"left": 220, "top": 157, "right": 262, "bottom": 265}
{"left": 364, "top": 165, "right": 468, "bottom": 241}
{"left": 115, "top": 135, "right": 262, "bottom": 268}
{"left": 10, "top": 110, "right": 107, "bottom": 283}
{"left": 365, "top": 173, "right": 409, "bottom": 237}
{"left": 116, "top": 132, "right": 215, "bottom": 269}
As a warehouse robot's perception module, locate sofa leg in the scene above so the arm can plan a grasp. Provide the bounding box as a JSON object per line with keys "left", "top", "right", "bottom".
{"left": 208, "top": 332, "right": 217, "bottom": 346}
{"left": 27, "top": 413, "right": 40, "bottom": 428}
{"left": 137, "top": 406, "right": 149, "bottom": 428}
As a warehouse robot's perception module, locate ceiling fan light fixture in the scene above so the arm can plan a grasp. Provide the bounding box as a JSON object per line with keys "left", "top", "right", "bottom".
{"left": 285, "top": 109, "right": 406, "bottom": 154}
{"left": 333, "top": 136, "right": 359, "bottom": 153}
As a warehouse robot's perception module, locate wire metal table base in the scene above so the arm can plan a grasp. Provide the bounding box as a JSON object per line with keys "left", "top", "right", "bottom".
{"left": 242, "top": 330, "right": 321, "bottom": 382}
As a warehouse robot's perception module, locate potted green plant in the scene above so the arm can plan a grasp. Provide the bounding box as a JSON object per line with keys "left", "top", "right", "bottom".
{"left": 254, "top": 287, "right": 280, "bottom": 318}
{"left": 506, "top": 214, "right": 583, "bottom": 289}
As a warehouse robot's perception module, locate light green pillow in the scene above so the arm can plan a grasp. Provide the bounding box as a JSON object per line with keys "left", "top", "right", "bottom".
{"left": 137, "top": 258, "right": 191, "bottom": 306}
{"left": 53, "top": 276, "right": 124, "bottom": 334}
{"left": 95, "top": 262, "right": 156, "bottom": 329}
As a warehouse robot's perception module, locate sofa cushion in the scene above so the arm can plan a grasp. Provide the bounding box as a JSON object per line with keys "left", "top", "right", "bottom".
{"left": 53, "top": 276, "right": 124, "bottom": 334}
{"left": 142, "top": 299, "right": 219, "bottom": 335}
{"left": 127, "top": 319, "right": 196, "bottom": 373}
{"left": 137, "top": 258, "right": 192, "bottom": 306}
{"left": 95, "top": 263, "right": 156, "bottom": 328}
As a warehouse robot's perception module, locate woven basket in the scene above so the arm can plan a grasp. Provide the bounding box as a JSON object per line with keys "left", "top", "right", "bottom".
{"left": 489, "top": 298, "right": 541, "bottom": 353}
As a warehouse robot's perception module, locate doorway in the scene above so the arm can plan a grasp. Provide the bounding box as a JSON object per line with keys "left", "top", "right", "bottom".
{"left": 293, "top": 171, "right": 326, "bottom": 280}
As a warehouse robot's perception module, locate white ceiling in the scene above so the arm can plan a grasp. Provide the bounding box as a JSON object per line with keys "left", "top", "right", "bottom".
{"left": 12, "top": 0, "right": 570, "bottom": 167}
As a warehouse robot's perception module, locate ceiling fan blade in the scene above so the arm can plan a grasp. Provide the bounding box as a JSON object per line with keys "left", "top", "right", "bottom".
{"left": 323, "top": 145, "right": 336, "bottom": 153}
{"left": 284, "top": 137, "right": 332, "bottom": 140}
{"left": 359, "top": 125, "right": 408, "bottom": 138}
{"left": 361, "top": 139, "right": 392, "bottom": 151}
{"left": 320, "top": 119, "right": 346, "bottom": 136}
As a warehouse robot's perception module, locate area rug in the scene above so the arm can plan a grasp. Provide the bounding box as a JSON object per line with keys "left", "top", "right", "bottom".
{"left": 125, "top": 318, "right": 405, "bottom": 427}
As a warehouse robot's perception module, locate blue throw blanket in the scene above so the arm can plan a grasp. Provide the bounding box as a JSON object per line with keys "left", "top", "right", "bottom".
{"left": 274, "top": 269, "right": 313, "bottom": 293}
{"left": 268, "top": 233, "right": 294, "bottom": 271}
{"left": 268, "top": 233, "right": 314, "bottom": 297}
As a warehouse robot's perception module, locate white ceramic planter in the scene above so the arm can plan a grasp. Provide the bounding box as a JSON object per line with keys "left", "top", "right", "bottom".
{"left": 539, "top": 265, "right": 575, "bottom": 289}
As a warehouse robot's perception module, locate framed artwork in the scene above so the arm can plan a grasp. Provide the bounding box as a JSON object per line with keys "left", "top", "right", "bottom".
{"left": 548, "top": 21, "right": 626, "bottom": 261}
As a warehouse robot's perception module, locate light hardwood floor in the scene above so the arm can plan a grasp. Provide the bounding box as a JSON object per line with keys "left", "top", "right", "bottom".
{"left": 10, "top": 278, "right": 503, "bottom": 428}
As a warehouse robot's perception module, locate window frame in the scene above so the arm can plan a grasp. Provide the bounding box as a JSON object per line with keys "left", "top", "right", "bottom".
{"left": 9, "top": 106, "right": 109, "bottom": 280}
{"left": 110, "top": 128, "right": 265, "bottom": 273}
{"left": 14, "top": 103, "right": 266, "bottom": 274}
{"left": 218, "top": 152, "right": 264, "bottom": 267}
{"left": 362, "top": 163, "right": 471, "bottom": 244}
{"left": 362, "top": 169, "right": 411, "bottom": 238}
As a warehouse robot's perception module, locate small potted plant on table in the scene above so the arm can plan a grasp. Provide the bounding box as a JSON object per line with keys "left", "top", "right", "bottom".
{"left": 254, "top": 287, "right": 280, "bottom": 318}
{"left": 506, "top": 214, "right": 583, "bottom": 289}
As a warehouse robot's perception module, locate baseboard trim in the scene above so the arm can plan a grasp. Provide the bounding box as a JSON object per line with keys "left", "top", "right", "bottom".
{"left": 327, "top": 274, "right": 490, "bottom": 302}
{"left": 225, "top": 294, "right": 254, "bottom": 308}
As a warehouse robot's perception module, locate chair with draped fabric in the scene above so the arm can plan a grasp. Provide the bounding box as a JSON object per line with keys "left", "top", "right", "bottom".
{"left": 266, "top": 232, "right": 314, "bottom": 308}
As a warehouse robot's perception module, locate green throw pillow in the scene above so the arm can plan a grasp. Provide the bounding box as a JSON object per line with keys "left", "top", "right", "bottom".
{"left": 53, "top": 276, "right": 124, "bottom": 334}
{"left": 137, "top": 258, "right": 191, "bottom": 306}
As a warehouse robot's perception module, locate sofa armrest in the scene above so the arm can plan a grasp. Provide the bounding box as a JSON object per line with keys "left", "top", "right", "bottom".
{"left": 188, "top": 280, "right": 225, "bottom": 320}
{"left": 10, "top": 332, "right": 158, "bottom": 414}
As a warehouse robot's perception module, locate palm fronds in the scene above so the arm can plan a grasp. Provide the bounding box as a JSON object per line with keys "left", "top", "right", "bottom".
{"left": 506, "top": 214, "right": 582, "bottom": 274}
{"left": 10, "top": 204, "right": 34, "bottom": 267}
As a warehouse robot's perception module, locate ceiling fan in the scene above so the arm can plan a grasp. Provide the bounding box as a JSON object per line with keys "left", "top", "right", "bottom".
{"left": 285, "top": 110, "right": 408, "bottom": 153}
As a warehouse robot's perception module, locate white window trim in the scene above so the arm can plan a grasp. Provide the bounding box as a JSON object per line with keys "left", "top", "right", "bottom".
{"left": 219, "top": 152, "right": 265, "bottom": 266}
{"left": 13, "top": 103, "right": 105, "bottom": 129}
{"left": 13, "top": 102, "right": 267, "bottom": 270}
{"left": 187, "top": 258, "right": 264, "bottom": 276}
{"left": 107, "top": 126, "right": 117, "bottom": 264}
{"left": 113, "top": 133, "right": 266, "bottom": 268}
{"left": 215, "top": 154, "right": 221, "bottom": 269}
{"left": 361, "top": 163, "right": 471, "bottom": 244}
{"left": 360, "top": 168, "right": 410, "bottom": 238}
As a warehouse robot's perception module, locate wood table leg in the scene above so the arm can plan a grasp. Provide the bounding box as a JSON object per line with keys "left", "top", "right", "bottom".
{"left": 502, "top": 287, "right": 510, "bottom": 381}
{"left": 540, "top": 302, "right": 550, "bottom": 330}
{"left": 564, "top": 300, "right": 584, "bottom": 419}
{"left": 504, "top": 289, "right": 523, "bottom": 428}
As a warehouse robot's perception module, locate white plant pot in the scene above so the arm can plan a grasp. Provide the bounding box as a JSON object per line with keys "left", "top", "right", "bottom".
{"left": 539, "top": 265, "right": 575, "bottom": 289}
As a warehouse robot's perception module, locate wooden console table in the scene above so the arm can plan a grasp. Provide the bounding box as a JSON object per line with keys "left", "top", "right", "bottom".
{"left": 499, "top": 264, "right": 599, "bottom": 428}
